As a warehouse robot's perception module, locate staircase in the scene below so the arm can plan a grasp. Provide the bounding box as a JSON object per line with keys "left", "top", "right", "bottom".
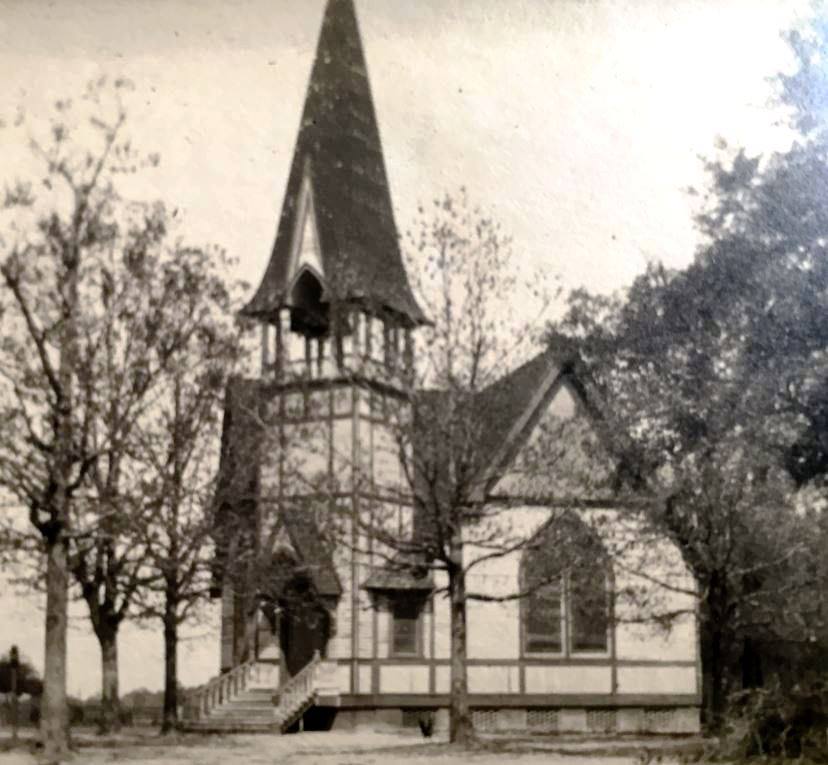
{"left": 183, "top": 652, "right": 334, "bottom": 733}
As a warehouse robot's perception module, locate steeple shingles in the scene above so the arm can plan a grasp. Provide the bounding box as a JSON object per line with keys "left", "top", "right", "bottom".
{"left": 242, "top": 0, "right": 426, "bottom": 326}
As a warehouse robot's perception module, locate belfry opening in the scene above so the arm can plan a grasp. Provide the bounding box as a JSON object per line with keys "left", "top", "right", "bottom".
{"left": 289, "top": 268, "right": 329, "bottom": 338}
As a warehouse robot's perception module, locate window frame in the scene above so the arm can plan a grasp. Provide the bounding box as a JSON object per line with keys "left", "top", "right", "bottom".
{"left": 389, "top": 594, "right": 424, "bottom": 658}
{"left": 522, "top": 576, "right": 566, "bottom": 657}
{"left": 566, "top": 570, "right": 612, "bottom": 657}
{"left": 520, "top": 517, "right": 613, "bottom": 659}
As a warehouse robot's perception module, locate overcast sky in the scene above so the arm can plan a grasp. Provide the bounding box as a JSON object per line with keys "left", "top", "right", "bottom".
{"left": 0, "top": 0, "right": 813, "bottom": 696}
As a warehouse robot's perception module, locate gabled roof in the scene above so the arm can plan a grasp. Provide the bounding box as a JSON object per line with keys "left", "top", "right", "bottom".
{"left": 242, "top": 0, "right": 426, "bottom": 326}
{"left": 408, "top": 345, "right": 639, "bottom": 505}
{"left": 472, "top": 346, "right": 647, "bottom": 498}
{"left": 407, "top": 350, "right": 564, "bottom": 507}
{"left": 472, "top": 348, "right": 562, "bottom": 484}
{"left": 279, "top": 505, "right": 342, "bottom": 598}
{"left": 210, "top": 377, "right": 264, "bottom": 591}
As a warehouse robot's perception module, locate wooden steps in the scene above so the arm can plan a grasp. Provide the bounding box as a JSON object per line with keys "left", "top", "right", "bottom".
{"left": 182, "top": 655, "right": 332, "bottom": 734}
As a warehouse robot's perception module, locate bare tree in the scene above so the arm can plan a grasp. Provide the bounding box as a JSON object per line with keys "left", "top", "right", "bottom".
{"left": 132, "top": 254, "right": 247, "bottom": 733}
{"left": 0, "top": 81, "right": 246, "bottom": 745}
{"left": 0, "top": 80, "right": 130, "bottom": 761}
{"left": 317, "top": 191, "right": 564, "bottom": 745}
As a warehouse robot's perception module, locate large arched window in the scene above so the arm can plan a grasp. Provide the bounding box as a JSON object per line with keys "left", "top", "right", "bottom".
{"left": 521, "top": 512, "right": 611, "bottom": 655}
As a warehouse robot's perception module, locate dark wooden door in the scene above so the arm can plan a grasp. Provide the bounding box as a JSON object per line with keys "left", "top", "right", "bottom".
{"left": 279, "top": 597, "right": 330, "bottom": 676}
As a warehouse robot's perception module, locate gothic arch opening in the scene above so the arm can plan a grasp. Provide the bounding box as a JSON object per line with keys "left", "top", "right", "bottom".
{"left": 521, "top": 512, "right": 612, "bottom": 655}
{"left": 261, "top": 547, "right": 332, "bottom": 676}
{"left": 289, "top": 267, "right": 329, "bottom": 338}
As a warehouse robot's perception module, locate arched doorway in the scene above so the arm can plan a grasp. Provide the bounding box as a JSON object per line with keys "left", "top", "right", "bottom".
{"left": 262, "top": 549, "right": 333, "bottom": 677}
{"left": 277, "top": 572, "right": 331, "bottom": 676}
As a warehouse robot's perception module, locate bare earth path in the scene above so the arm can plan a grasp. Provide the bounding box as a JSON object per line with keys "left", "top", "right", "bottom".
{"left": 0, "top": 730, "right": 701, "bottom": 765}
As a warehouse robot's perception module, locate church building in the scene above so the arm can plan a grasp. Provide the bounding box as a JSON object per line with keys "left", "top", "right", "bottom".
{"left": 194, "top": 0, "right": 701, "bottom": 735}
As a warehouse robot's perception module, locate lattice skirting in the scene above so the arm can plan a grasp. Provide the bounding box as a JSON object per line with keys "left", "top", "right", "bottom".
{"left": 330, "top": 705, "right": 700, "bottom": 734}
{"left": 470, "top": 706, "right": 699, "bottom": 734}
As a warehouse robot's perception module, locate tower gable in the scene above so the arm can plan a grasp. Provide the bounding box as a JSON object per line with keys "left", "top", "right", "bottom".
{"left": 288, "top": 170, "right": 325, "bottom": 285}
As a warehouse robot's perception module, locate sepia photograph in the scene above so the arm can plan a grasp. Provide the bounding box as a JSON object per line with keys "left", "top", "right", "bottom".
{"left": 0, "top": 0, "right": 827, "bottom": 763}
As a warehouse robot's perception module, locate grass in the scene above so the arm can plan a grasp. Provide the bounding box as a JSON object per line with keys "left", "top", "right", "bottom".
{"left": 0, "top": 727, "right": 705, "bottom": 765}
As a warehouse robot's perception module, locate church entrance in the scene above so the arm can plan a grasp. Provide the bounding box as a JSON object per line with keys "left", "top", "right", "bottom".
{"left": 279, "top": 595, "right": 331, "bottom": 676}
{"left": 265, "top": 561, "right": 331, "bottom": 677}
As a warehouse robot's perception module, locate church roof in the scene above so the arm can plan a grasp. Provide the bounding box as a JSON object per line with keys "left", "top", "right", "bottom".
{"left": 408, "top": 350, "right": 563, "bottom": 498}
{"left": 242, "top": 0, "right": 426, "bottom": 326}
{"left": 472, "top": 349, "right": 563, "bottom": 480}
{"left": 213, "top": 377, "right": 263, "bottom": 518}
{"left": 210, "top": 377, "right": 263, "bottom": 591}
{"left": 472, "top": 346, "right": 649, "bottom": 497}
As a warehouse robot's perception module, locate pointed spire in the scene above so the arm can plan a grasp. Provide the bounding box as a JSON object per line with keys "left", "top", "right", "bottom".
{"left": 243, "top": 0, "right": 426, "bottom": 326}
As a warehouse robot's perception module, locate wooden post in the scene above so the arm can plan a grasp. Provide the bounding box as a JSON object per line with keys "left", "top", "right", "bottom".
{"left": 274, "top": 315, "right": 283, "bottom": 378}
{"left": 364, "top": 314, "right": 374, "bottom": 361}
{"left": 317, "top": 337, "right": 326, "bottom": 378}
{"left": 304, "top": 336, "right": 313, "bottom": 378}
{"left": 10, "top": 645, "right": 19, "bottom": 745}
{"left": 340, "top": 309, "right": 352, "bottom": 368}
{"left": 403, "top": 329, "right": 415, "bottom": 384}
{"left": 278, "top": 309, "right": 291, "bottom": 378}
{"left": 355, "top": 312, "right": 364, "bottom": 353}
{"left": 261, "top": 322, "right": 271, "bottom": 374}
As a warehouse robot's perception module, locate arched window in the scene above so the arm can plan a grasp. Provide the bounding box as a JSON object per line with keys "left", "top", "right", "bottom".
{"left": 521, "top": 513, "right": 611, "bottom": 655}
{"left": 289, "top": 268, "right": 329, "bottom": 337}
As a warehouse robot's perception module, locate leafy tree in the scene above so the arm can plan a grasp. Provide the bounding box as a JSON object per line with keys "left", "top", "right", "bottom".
{"left": 547, "top": 12, "right": 828, "bottom": 728}
{"left": 549, "top": 248, "right": 826, "bottom": 727}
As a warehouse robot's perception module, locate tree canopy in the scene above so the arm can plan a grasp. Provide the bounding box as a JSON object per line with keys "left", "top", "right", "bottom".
{"left": 547, "top": 13, "right": 828, "bottom": 726}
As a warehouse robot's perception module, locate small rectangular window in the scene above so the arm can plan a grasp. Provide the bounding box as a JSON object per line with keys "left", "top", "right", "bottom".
{"left": 391, "top": 597, "right": 421, "bottom": 656}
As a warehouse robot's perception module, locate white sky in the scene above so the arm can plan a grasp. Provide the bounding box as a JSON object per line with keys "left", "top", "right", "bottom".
{"left": 0, "top": 0, "right": 812, "bottom": 697}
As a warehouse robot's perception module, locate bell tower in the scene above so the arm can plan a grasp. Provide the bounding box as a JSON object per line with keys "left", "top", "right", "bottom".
{"left": 219, "top": 0, "right": 426, "bottom": 690}
{"left": 242, "top": 0, "right": 426, "bottom": 385}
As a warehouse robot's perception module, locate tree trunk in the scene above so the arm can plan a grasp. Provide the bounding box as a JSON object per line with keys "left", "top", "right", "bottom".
{"left": 161, "top": 600, "right": 179, "bottom": 734}
{"left": 701, "top": 570, "right": 732, "bottom": 733}
{"left": 448, "top": 560, "right": 473, "bottom": 745}
{"left": 98, "top": 628, "right": 121, "bottom": 734}
{"left": 38, "top": 185, "right": 81, "bottom": 764}
{"left": 708, "top": 625, "right": 725, "bottom": 730}
{"left": 41, "top": 535, "right": 70, "bottom": 764}
{"left": 740, "top": 636, "right": 763, "bottom": 690}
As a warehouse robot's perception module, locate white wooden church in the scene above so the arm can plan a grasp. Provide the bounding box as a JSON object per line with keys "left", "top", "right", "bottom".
{"left": 191, "top": 0, "right": 701, "bottom": 735}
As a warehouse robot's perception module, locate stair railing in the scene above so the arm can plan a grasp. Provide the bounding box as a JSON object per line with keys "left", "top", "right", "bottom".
{"left": 274, "top": 651, "right": 322, "bottom": 728}
{"left": 185, "top": 657, "right": 262, "bottom": 722}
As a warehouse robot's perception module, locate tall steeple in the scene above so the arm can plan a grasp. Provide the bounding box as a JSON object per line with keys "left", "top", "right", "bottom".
{"left": 243, "top": 0, "right": 426, "bottom": 328}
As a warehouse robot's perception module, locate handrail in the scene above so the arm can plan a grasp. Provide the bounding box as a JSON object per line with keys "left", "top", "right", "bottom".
{"left": 184, "top": 657, "right": 262, "bottom": 722}
{"left": 274, "top": 651, "right": 322, "bottom": 727}
{"left": 184, "top": 652, "right": 326, "bottom": 728}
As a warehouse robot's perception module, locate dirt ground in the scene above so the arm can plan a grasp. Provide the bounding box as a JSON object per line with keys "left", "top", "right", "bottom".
{"left": 0, "top": 729, "right": 704, "bottom": 765}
